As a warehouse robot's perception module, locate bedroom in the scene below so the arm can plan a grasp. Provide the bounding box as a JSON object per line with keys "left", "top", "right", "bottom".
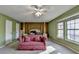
{"left": 0, "top": 5, "right": 79, "bottom": 54}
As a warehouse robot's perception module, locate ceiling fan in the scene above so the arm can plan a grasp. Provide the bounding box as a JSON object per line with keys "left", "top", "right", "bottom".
{"left": 25, "top": 5, "right": 47, "bottom": 17}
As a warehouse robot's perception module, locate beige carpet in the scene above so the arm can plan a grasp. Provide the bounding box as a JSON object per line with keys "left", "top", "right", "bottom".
{"left": 6, "top": 41, "right": 56, "bottom": 54}
{"left": 0, "top": 40, "right": 75, "bottom": 54}
{"left": 6, "top": 41, "right": 19, "bottom": 49}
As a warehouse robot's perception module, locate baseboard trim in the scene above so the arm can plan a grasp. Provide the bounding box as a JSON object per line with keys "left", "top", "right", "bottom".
{"left": 0, "top": 45, "right": 5, "bottom": 48}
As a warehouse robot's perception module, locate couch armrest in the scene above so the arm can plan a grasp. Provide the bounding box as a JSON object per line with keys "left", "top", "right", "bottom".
{"left": 40, "top": 37, "right": 46, "bottom": 45}
{"left": 19, "top": 36, "right": 25, "bottom": 43}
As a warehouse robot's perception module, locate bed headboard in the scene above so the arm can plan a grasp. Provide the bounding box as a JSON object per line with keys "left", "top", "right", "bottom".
{"left": 29, "top": 29, "right": 42, "bottom": 34}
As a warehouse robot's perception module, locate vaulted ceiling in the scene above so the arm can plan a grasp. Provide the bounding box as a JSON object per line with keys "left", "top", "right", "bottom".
{"left": 0, "top": 5, "right": 76, "bottom": 22}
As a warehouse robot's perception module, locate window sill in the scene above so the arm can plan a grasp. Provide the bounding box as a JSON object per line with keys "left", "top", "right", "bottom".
{"left": 57, "top": 37, "right": 64, "bottom": 40}
{"left": 65, "top": 39, "right": 79, "bottom": 46}
{"left": 57, "top": 38, "right": 79, "bottom": 46}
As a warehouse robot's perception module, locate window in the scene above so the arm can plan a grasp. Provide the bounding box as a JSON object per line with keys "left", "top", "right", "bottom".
{"left": 57, "top": 22, "right": 64, "bottom": 38}
{"left": 67, "top": 19, "right": 79, "bottom": 42}
{"left": 67, "top": 20, "right": 75, "bottom": 40}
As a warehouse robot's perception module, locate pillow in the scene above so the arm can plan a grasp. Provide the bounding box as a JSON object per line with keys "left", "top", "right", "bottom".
{"left": 28, "top": 35, "right": 35, "bottom": 41}
{"left": 24, "top": 36, "right": 30, "bottom": 42}
{"left": 34, "top": 35, "right": 41, "bottom": 42}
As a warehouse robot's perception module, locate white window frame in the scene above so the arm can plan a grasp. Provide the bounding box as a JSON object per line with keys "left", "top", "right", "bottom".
{"left": 67, "top": 18, "right": 79, "bottom": 43}
{"left": 57, "top": 22, "right": 64, "bottom": 39}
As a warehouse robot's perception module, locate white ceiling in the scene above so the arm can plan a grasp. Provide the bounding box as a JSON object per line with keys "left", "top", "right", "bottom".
{"left": 0, "top": 5, "right": 75, "bottom": 22}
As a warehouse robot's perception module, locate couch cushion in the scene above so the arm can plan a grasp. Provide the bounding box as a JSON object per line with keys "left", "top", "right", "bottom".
{"left": 19, "top": 42, "right": 44, "bottom": 46}
{"left": 28, "top": 35, "right": 35, "bottom": 41}
{"left": 34, "top": 35, "right": 41, "bottom": 42}
{"left": 24, "top": 36, "right": 31, "bottom": 42}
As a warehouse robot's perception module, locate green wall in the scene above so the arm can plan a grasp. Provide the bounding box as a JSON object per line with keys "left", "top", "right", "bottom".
{"left": 0, "top": 13, "right": 19, "bottom": 47}
{"left": 48, "top": 6, "right": 79, "bottom": 53}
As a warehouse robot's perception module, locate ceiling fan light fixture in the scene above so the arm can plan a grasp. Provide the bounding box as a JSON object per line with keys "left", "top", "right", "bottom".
{"left": 28, "top": 5, "right": 47, "bottom": 17}
{"left": 35, "top": 11, "right": 42, "bottom": 17}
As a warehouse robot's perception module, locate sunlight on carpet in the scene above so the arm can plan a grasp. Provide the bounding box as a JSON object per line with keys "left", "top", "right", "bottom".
{"left": 57, "top": 53, "right": 62, "bottom": 54}
{"left": 39, "top": 46, "right": 56, "bottom": 54}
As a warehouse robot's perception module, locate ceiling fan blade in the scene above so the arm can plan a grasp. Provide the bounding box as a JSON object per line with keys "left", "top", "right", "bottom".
{"left": 23, "top": 11, "right": 34, "bottom": 15}
{"left": 40, "top": 8, "right": 47, "bottom": 12}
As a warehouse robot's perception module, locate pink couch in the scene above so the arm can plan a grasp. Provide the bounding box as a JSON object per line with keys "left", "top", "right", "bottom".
{"left": 18, "top": 35, "right": 46, "bottom": 50}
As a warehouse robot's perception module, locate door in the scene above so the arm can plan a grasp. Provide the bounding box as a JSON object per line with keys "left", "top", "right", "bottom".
{"left": 16, "top": 23, "right": 20, "bottom": 39}
{"left": 5, "top": 20, "right": 12, "bottom": 44}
